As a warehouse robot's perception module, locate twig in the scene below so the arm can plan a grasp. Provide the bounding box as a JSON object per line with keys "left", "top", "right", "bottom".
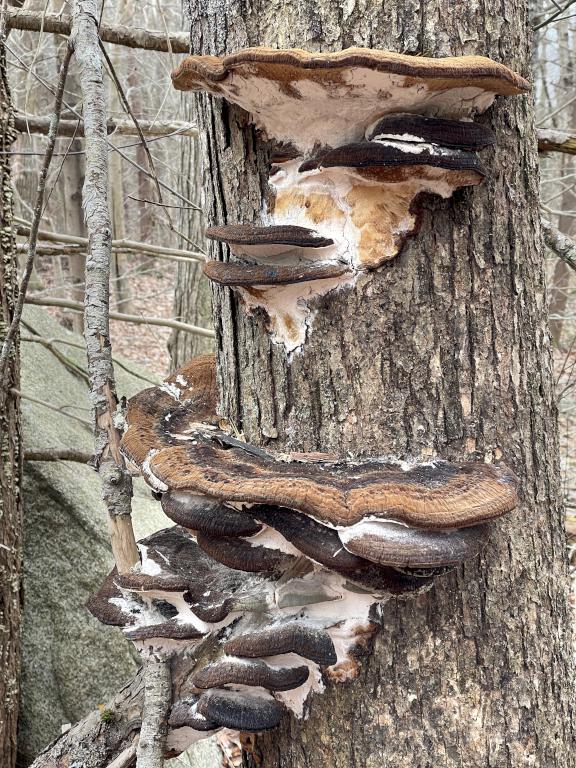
{"left": 106, "top": 737, "right": 139, "bottom": 768}
{"left": 24, "top": 449, "right": 93, "bottom": 463}
{"left": 4, "top": 8, "right": 189, "bottom": 52}
{"left": 25, "top": 296, "right": 216, "bottom": 337}
{"left": 10, "top": 389, "right": 92, "bottom": 427}
{"left": 20, "top": 332, "right": 158, "bottom": 386}
{"left": 0, "top": 41, "right": 72, "bottom": 391}
{"left": 14, "top": 113, "right": 197, "bottom": 138}
{"left": 136, "top": 657, "right": 171, "bottom": 768}
{"left": 5, "top": 43, "right": 202, "bottom": 211}
{"left": 99, "top": 48, "right": 201, "bottom": 248}
{"left": 127, "top": 196, "right": 198, "bottom": 210}
{"left": 20, "top": 332, "right": 90, "bottom": 383}
{"left": 542, "top": 220, "right": 576, "bottom": 273}
{"left": 533, "top": 0, "right": 576, "bottom": 28}
{"left": 71, "top": 0, "right": 139, "bottom": 574}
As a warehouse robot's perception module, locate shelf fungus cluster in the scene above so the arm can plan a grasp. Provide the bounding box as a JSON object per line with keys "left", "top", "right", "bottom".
{"left": 89, "top": 355, "right": 518, "bottom": 754}
{"left": 171, "top": 46, "right": 529, "bottom": 350}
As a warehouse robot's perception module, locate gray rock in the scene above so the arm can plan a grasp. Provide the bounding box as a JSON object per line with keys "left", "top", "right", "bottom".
{"left": 18, "top": 307, "right": 167, "bottom": 764}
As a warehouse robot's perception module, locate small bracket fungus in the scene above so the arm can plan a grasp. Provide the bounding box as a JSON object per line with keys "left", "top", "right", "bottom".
{"left": 172, "top": 46, "right": 529, "bottom": 350}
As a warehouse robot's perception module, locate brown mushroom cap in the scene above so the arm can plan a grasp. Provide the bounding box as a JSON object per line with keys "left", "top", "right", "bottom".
{"left": 298, "top": 141, "right": 487, "bottom": 178}
{"left": 87, "top": 526, "right": 258, "bottom": 633}
{"left": 125, "top": 620, "right": 206, "bottom": 641}
{"left": 169, "top": 698, "right": 219, "bottom": 731}
{"left": 192, "top": 658, "right": 310, "bottom": 691}
{"left": 203, "top": 260, "right": 350, "bottom": 287}
{"left": 251, "top": 506, "right": 432, "bottom": 593}
{"left": 365, "top": 113, "right": 496, "bottom": 150}
{"left": 172, "top": 47, "right": 529, "bottom": 152}
{"left": 224, "top": 622, "right": 338, "bottom": 666}
{"left": 161, "top": 491, "right": 262, "bottom": 538}
{"left": 148, "top": 438, "right": 518, "bottom": 529}
{"left": 86, "top": 567, "right": 135, "bottom": 627}
{"left": 196, "top": 532, "right": 297, "bottom": 574}
{"left": 339, "top": 521, "right": 491, "bottom": 568}
{"left": 205, "top": 224, "right": 333, "bottom": 249}
{"left": 121, "top": 354, "right": 218, "bottom": 473}
{"left": 124, "top": 359, "right": 517, "bottom": 530}
{"left": 196, "top": 689, "right": 287, "bottom": 733}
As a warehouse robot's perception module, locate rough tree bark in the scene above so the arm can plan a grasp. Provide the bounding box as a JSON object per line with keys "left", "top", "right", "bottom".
{"left": 186, "top": 2, "right": 576, "bottom": 767}
{"left": 0, "top": 29, "right": 23, "bottom": 768}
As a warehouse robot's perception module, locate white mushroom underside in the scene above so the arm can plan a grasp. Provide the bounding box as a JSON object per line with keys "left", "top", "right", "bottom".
{"left": 220, "top": 69, "right": 496, "bottom": 152}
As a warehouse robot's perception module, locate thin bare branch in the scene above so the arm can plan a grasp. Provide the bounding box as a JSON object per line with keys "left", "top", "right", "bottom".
{"left": 533, "top": 0, "right": 576, "bottom": 28}
{"left": 4, "top": 8, "right": 189, "bottom": 52}
{"left": 542, "top": 219, "right": 576, "bottom": 273}
{"left": 15, "top": 220, "right": 205, "bottom": 262}
{"left": 20, "top": 332, "right": 158, "bottom": 386}
{"left": 14, "top": 113, "right": 197, "bottom": 137}
{"left": 25, "top": 296, "right": 216, "bottom": 337}
{"left": 10, "top": 389, "right": 92, "bottom": 427}
{"left": 24, "top": 449, "right": 93, "bottom": 463}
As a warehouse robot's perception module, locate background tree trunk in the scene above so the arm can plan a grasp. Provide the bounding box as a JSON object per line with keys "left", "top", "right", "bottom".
{"left": 186, "top": 1, "right": 576, "bottom": 767}
{"left": 0, "top": 34, "right": 23, "bottom": 768}
{"left": 168, "top": 106, "right": 213, "bottom": 369}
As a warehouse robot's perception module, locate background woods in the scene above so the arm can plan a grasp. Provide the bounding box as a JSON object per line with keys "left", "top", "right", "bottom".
{"left": 0, "top": 0, "right": 574, "bottom": 767}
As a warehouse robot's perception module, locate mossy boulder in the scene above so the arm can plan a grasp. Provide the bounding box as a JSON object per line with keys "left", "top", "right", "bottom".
{"left": 17, "top": 307, "right": 166, "bottom": 764}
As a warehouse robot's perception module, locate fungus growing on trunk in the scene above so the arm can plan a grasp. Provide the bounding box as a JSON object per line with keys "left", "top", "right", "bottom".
{"left": 121, "top": 357, "right": 517, "bottom": 572}
{"left": 173, "top": 46, "right": 528, "bottom": 349}
{"left": 171, "top": 47, "right": 529, "bottom": 152}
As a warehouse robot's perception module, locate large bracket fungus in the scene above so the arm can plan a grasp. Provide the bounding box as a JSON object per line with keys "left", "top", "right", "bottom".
{"left": 86, "top": 355, "right": 519, "bottom": 754}
{"left": 172, "top": 46, "right": 529, "bottom": 350}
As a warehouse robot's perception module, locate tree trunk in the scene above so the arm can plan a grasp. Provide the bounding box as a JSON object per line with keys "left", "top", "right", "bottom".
{"left": 168, "top": 105, "right": 213, "bottom": 369}
{"left": 186, "top": 2, "right": 576, "bottom": 767}
{"left": 62, "top": 137, "right": 88, "bottom": 333}
{"left": 0, "top": 34, "right": 23, "bottom": 768}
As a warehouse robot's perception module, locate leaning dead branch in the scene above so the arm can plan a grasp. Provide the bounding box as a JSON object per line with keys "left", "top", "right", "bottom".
{"left": 538, "top": 129, "right": 576, "bottom": 156}
{"left": 14, "top": 114, "right": 197, "bottom": 138}
{"left": 5, "top": 8, "right": 189, "bottom": 52}
{"left": 25, "top": 296, "right": 216, "bottom": 337}
{"left": 24, "top": 449, "right": 93, "bottom": 463}
{"left": 70, "top": 0, "right": 139, "bottom": 574}
{"left": 542, "top": 219, "right": 576, "bottom": 273}
{"left": 0, "top": 43, "right": 72, "bottom": 391}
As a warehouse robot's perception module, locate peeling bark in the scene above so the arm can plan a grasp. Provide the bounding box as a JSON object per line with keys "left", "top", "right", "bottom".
{"left": 184, "top": 1, "right": 576, "bottom": 766}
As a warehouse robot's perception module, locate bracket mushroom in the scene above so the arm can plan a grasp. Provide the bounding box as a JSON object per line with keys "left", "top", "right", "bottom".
{"left": 173, "top": 46, "right": 529, "bottom": 350}
{"left": 121, "top": 356, "right": 518, "bottom": 577}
